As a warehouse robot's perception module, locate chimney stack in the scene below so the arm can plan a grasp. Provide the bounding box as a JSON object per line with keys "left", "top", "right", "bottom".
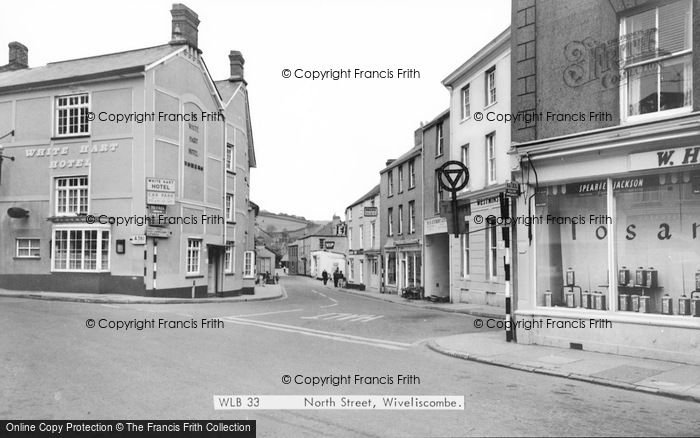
{"left": 169, "top": 4, "right": 200, "bottom": 49}
{"left": 8, "top": 42, "right": 28, "bottom": 69}
{"left": 385, "top": 159, "right": 396, "bottom": 167}
{"left": 228, "top": 50, "right": 246, "bottom": 83}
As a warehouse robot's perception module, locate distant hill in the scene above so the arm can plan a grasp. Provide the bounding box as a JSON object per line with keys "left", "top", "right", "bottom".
{"left": 257, "top": 210, "right": 323, "bottom": 233}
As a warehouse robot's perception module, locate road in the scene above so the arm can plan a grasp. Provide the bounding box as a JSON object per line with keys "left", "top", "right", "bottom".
{"left": 1, "top": 275, "right": 698, "bottom": 437}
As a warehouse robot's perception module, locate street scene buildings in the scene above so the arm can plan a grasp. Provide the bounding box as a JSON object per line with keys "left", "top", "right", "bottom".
{"left": 1, "top": 1, "right": 699, "bottom": 435}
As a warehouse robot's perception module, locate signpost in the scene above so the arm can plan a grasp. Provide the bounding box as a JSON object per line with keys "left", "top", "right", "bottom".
{"left": 438, "top": 160, "right": 469, "bottom": 238}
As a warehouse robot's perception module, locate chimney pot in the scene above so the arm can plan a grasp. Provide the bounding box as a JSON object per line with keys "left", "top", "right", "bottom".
{"left": 170, "top": 4, "right": 200, "bottom": 49}
{"left": 8, "top": 42, "right": 28, "bottom": 69}
{"left": 228, "top": 50, "right": 245, "bottom": 83}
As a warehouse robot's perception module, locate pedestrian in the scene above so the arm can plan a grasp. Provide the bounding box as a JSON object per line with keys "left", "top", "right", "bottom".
{"left": 275, "top": 273, "right": 279, "bottom": 284}
{"left": 333, "top": 268, "right": 340, "bottom": 287}
{"left": 322, "top": 269, "right": 329, "bottom": 286}
{"left": 339, "top": 271, "right": 345, "bottom": 288}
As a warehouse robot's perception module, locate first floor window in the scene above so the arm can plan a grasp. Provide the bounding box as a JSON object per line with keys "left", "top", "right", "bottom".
{"left": 370, "top": 222, "right": 376, "bottom": 247}
{"left": 225, "top": 241, "right": 234, "bottom": 273}
{"left": 486, "top": 133, "right": 496, "bottom": 184}
{"left": 226, "top": 193, "right": 234, "bottom": 222}
{"left": 359, "top": 225, "right": 364, "bottom": 249}
{"left": 398, "top": 205, "right": 404, "bottom": 234}
{"left": 56, "top": 176, "right": 89, "bottom": 215}
{"left": 409, "top": 201, "right": 416, "bottom": 233}
{"left": 53, "top": 229, "right": 109, "bottom": 271}
{"left": 388, "top": 208, "right": 393, "bottom": 236}
{"left": 187, "top": 239, "right": 201, "bottom": 275}
{"left": 243, "top": 251, "right": 255, "bottom": 278}
{"left": 16, "top": 238, "right": 40, "bottom": 258}
{"left": 56, "top": 93, "right": 89, "bottom": 136}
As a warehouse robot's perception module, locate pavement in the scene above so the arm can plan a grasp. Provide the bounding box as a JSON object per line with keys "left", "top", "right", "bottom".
{"left": 428, "top": 331, "right": 700, "bottom": 404}
{"left": 0, "top": 283, "right": 284, "bottom": 304}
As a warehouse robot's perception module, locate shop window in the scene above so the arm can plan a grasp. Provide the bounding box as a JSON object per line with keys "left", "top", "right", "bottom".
{"left": 225, "top": 241, "right": 234, "bottom": 274}
{"left": 621, "top": 0, "right": 692, "bottom": 120}
{"left": 461, "top": 84, "right": 470, "bottom": 120}
{"left": 614, "top": 171, "right": 700, "bottom": 315}
{"left": 386, "top": 252, "right": 396, "bottom": 285}
{"left": 186, "top": 239, "right": 201, "bottom": 275}
{"left": 349, "top": 259, "right": 355, "bottom": 280}
{"left": 535, "top": 183, "right": 608, "bottom": 308}
{"left": 52, "top": 228, "right": 109, "bottom": 272}
{"left": 55, "top": 93, "right": 89, "bottom": 136}
{"left": 226, "top": 144, "right": 234, "bottom": 172}
{"left": 55, "top": 176, "right": 89, "bottom": 215}
{"left": 16, "top": 238, "right": 40, "bottom": 258}
{"left": 243, "top": 251, "right": 255, "bottom": 278}
{"left": 461, "top": 224, "right": 470, "bottom": 277}
{"left": 487, "top": 218, "right": 498, "bottom": 280}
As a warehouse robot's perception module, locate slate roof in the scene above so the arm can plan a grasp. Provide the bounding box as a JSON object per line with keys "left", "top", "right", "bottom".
{"left": 347, "top": 184, "right": 380, "bottom": 209}
{"left": 0, "top": 44, "right": 180, "bottom": 93}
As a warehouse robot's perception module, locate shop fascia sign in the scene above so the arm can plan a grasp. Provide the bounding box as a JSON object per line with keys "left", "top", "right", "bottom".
{"left": 630, "top": 146, "right": 700, "bottom": 171}
{"left": 364, "top": 206, "right": 378, "bottom": 217}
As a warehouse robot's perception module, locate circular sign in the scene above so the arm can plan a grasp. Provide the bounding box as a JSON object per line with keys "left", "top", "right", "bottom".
{"left": 438, "top": 160, "right": 469, "bottom": 193}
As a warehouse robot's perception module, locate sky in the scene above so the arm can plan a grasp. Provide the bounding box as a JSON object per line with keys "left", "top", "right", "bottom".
{"left": 0, "top": 0, "right": 512, "bottom": 221}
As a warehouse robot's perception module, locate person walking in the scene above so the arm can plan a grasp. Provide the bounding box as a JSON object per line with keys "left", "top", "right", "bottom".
{"left": 333, "top": 268, "right": 340, "bottom": 287}
{"left": 322, "top": 269, "right": 329, "bottom": 286}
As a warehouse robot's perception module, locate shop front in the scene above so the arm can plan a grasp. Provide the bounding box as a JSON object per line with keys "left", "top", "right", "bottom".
{"left": 515, "top": 114, "right": 700, "bottom": 364}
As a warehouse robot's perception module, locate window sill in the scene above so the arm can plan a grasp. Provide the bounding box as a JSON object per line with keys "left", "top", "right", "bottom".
{"left": 484, "top": 101, "right": 497, "bottom": 110}
{"left": 435, "top": 153, "right": 444, "bottom": 158}
{"left": 460, "top": 116, "right": 472, "bottom": 124}
{"left": 225, "top": 272, "right": 235, "bottom": 276}
{"left": 226, "top": 169, "right": 236, "bottom": 175}
{"left": 14, "top": 256, "right": 41, "bottom": 260}
{"left": 51, "top": 134, "right": 91, "bottom": 141}
{"left": 185, "top": 274, "right": 204, "bottom": 279}
{"left": 621, "top": 107, "right": 693, "bottom": 126}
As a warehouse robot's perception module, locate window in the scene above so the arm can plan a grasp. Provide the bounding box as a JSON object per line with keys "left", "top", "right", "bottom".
{"left": 436, "top": 123, "right": 444, "bottom": 156}
{"left": 486, "top": 67, "right": 496, "bottom": 106}
{"left": 408, "top": 159, "right": 416, "bottom": 188}
{"left": 359, "top": 224, "right": 364, "bottom": 249}
{"left": 186, "top": 239, "right": 202, "bottom": 275}
{"left": 55, "top": 93, "right": 89, "bottom": 136}
{"left": 55, "top": 176, "right": 89, "bottom": 215}
{"left": 387, "top": 252, "right": 397, "bottom": 285}
{"left": 319, "top": 238, "right": 325, "bottom": 250}
{"left": 621, "top": 0, "right": 692, "bottom": 119}
{"left": 487, "top": 218, "right": 498, "bottom": 279}
{"left": 370, "top": 222, "right": 376, "bottom": 247}
{"left": 371, "top": 258, "right": 378, "bottom": 275}
{"left": 225, "top": 241, "right": 234, "bottom": 274}
{"left": 398, "top": 166, "right": 404, "bottom": 193}
{"left": 388, "top": 208, "right": 393, "bottom": 236}
{"left": 461, "top": 144, "right": 470, "bottom": 190}
{"left": 434, "top": 169, "right": 444, "bottom": 213}
{"left": 52, "top": 228, "right": 109, "bottom": 272}
{"left": 16, "top": 238, "right": 40, "bottom": 258}
{"left": 226, "top": 144, "right": 234, "bottom": 171}
{"left": 486, "top": 133, "right": 496, "bottom": 184}
{"left": 348, "top": 208, "right": 353, "bottom": 221}
{"left": 388, "top": 170, "right": 394, "bottom": 196}
{"left": 243, "top": 250, "right": 255, "bottom": 278}
{"left": 348, "top": 227, "right": 353, "bottom": 250}
{"left": 398, "top": 205, "right": 404, "bottom": 234}
{"left": 408, "top": 201, "right": 415, "bottom": 234}
{"left": 461, "top": 84, "right": 470, "bottom": 119}
{"left": 226, "top": 193, "right": 234, "bottom": 222}
{"left": 349, "top": 259, "right": 355, "bottom": 280}
{"left": 461, "top": 224, "right": 470, "bottom": 277}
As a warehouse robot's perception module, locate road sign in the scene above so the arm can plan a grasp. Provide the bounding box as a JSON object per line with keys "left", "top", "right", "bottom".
{"left": 148, "top": 204, "right": 167, "bottom": 215}
{"left": 145, "top": 227, "right": 172, "bottom": 238}
{"left": 146, "top": 178, "right": 176, "bottom": 192}
{"left": 505, "top": 181, "right": 520, "bottom": 197}
{"left": 147, "top": 191, "right": 175, "bottom": 205}
{"left": 130, "top": 235, "right": 146, "bottom": 245}
{"left": 438, "top": 161, "right": 470, "bottom": 237}
{"left": 438, "top": 161, "right": 469, "bottom": 193}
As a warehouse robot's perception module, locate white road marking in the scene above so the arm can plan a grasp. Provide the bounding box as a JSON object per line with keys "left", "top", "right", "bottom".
{"left": 227, "top": 309, "right": 303, "bottom": 318}
{"left": 219, "top": 317, "right": 411, "bottom": 351}
{"left": 100, "top": 304, "right": 120, "bottom": 308}
{"left": 311, "top": 290, "right": 340, "bottom": 308}
{"left": 301, "top": 312, "right": 383, "bottom": 322}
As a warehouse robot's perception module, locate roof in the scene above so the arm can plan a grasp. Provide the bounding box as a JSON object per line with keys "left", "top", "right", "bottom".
{"left": 380, "top": 145, "right": 422, "bottom": 174}
{"left": 421, "top": 109, "right": 450, "bottom": 131}
{"left": 0, "top": 44, "right": 181, "bottom": 94}
{"left": 442, "top": 26, "right": 510, "bottom": 87}
{"left": 347, "top": 184, "right": 380, "bottom": 210}
{"left": 215, "top": 78, "right": 257, "bottom": 169}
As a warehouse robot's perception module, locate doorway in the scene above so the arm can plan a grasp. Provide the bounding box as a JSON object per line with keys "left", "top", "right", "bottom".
{"left": 207, "top": 245, "right": 223, "bottom": 296}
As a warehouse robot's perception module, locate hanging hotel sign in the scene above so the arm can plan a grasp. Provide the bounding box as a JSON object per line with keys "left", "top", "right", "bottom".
{"left": 629, "top": 146, "right": 700, "bottom": 171}
{"left": 364, "top": 206, "right": 378, "bottom": 217}
{"left": 146, "top": 178, "right": 176, "bottom": 192}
